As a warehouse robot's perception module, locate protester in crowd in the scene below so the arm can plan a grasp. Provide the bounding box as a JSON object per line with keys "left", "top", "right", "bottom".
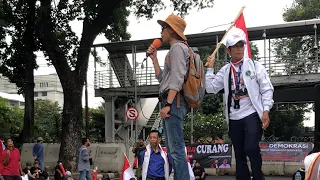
{"left": 193, "top": 162, "right": 205, "bottom": 180}
{"left": 141, "top": 130, "right": 172, "bottom": 180}
{"left": 32, "top": 137, "right": 45, "bottom": 170}
{"left": 30, "top": 161, "right": 48, "bottom": 180}
{"left": 205, "top": 27, "right": 274, "bottom": 180}
{"left": 147, "top": 13, "right": 190, "bottom": 180}
{"left": 78, "top": 138, "right": 92, "bottom": 180}
{"left": 0, "top": 138, "right": 4, "bottom": 180}
{"left": 132, "top": 139, "right": 146, "bottom": 180}
{"left": 303, "top": 147, "right": 320, "bottom": 180}
{"left": 54, "top": 161, "right": 64, "bottom": 180}
{"left": 1, "top": 137, "right": 24, "bottom": 180}
{"left": 22, "top": 162, "right": 33, "bottom": 180}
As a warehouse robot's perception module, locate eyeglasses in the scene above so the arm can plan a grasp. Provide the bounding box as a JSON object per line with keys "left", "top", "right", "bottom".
{"left": 231, "top": 43, "right": 245, "bottom": 49}
{"left": 161, "top": 25, "right": 170, "bottom": 32}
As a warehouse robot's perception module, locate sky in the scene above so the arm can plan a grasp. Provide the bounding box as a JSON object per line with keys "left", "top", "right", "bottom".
{"left": 31, "top": 0, "right": 315, "bottom": 127}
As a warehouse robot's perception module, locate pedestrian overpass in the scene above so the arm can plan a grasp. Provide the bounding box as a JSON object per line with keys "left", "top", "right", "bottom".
{"left": 92, "top": 19, "right": 320, "bottom": 148}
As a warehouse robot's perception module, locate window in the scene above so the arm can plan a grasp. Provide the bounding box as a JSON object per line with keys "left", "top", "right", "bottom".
{"left": 34, "top": 92, "right": 38, "bottom": 97}
{"left": 42, "top": 91, "right": 47, "bottom": 96}
{"left": 39, "top": 82, "right": 49, "bottom": 88}
{"left": 20, "top": 102, "right": 25, "bottom": 106}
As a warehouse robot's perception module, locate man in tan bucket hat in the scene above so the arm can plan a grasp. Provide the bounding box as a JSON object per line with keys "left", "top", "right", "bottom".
{"left": 147, "top": 14, "right": 191, "bottom": 180}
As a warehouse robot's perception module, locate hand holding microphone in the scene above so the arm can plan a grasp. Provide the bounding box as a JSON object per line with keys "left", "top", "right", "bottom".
{"left": 144, "top": 39, "right": 162, "bottom": 62}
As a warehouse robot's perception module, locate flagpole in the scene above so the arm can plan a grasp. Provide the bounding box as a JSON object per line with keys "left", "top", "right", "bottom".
{"left": 123, "top": 153, "right": 131, "bottom": 167}
{"left": 205, "top": 6, "right": 246, "bottom": 66}
{"left": 122, "top": 153, "right": 137, "bottom": 180}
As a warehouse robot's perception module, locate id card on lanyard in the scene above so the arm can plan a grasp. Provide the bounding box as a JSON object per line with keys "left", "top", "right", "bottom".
{"left": 231, "top": 63, "right": 243, "bottom": 109}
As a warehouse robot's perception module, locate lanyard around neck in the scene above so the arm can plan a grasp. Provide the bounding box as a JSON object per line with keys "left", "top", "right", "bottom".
{"left": 230, "top": 63, "right": 243, "bottom": 87}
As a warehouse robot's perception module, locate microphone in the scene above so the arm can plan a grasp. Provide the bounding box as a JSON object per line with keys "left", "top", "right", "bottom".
{"left": 141, "top": 39, "right": 162, "bottom": 68}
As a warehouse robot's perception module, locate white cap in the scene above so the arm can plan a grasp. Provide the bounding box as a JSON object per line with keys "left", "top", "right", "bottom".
{"left": 66, "top": 171, "right": 72, "bottom": 176}
{"left": 224, "top": 27, "right": 247, "bottom": 48}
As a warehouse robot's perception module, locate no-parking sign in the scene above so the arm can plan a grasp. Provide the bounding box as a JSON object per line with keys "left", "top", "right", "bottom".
{"left": 126, "top": 107, "right": 139, "bottom": 120}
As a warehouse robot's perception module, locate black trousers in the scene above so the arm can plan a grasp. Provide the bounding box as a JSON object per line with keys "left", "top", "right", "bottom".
{"left": 3, "top": 176, "right": 21, "bottom": 180}
{"left": 229, "top": 112, "right": 264, "bottom": 180}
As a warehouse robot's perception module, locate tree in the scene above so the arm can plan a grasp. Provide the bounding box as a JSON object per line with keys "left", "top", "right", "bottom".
{"left": 183, "top": 110, "right": 228, "bottom": 142}
{"left": 269, "top": 0, "right": 319, "bottom": 139}
{"left": 1, "top": 0, "right": 216, "bottom": 169}
{"left": 0, "top": 0, "right": 38, "bottom": 142}
{"left": 87, "top": 106, "right": 105, "bottom": 142}
{"left": 264, "top": 104, "right": 310, "bottom": 141}
{"left": 272, "top": 0, "right": 320, "bottom": 74}
{"left": 34, "top": 99, "right": 62, "bottom": 143}
{"left": 0, "top": 97, "right": 24, "bottom": 139}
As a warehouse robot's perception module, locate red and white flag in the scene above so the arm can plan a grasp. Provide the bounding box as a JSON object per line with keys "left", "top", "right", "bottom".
{"left": 120, "top": 154, "right": 135, "bottom": 180}
{"left": 223, "top": 12, "right": 252, "bottom": 59}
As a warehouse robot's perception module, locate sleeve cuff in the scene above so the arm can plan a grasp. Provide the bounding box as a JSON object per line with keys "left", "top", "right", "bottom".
{"left": 263, "top": 105, "right": 270, "bottom": 111}
{"left": 206, "top": 68, "right": 214, "bottom": 74}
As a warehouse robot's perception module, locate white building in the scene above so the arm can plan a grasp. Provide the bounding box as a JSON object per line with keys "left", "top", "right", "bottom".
{"left": 0, "top": 74, "right": 64, "bottom": 106}
{"left": 0, "top": 92, "right": 25, "bottom": 108}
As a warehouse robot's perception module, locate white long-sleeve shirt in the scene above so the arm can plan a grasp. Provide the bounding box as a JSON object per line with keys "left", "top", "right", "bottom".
{"left": 205, "top": 58, "right": 274, "bottom": 122}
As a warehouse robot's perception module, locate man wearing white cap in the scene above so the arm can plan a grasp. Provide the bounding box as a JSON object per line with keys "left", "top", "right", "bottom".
{"left": 205, "top": 29, "right": 274, "bottom": 180}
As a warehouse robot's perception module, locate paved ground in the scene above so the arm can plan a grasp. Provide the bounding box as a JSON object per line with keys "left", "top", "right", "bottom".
{"left": 206, "top": 176, "right": 291, "bottom": 180}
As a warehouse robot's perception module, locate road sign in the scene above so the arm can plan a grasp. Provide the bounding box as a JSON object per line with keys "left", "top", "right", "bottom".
{"left": 126, "top": 107, "right": 139, "bottom": 120}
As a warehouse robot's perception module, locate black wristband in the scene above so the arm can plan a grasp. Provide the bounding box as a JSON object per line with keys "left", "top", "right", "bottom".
{"left": 165, "top": 102, "right": 172, "bottom": 107}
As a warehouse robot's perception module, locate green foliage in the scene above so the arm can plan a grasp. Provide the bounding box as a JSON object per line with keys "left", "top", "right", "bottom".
{"left": 269, "top": 0, "right": 318, "bottom": 139}
{"left": 0, "top": 97, "right": 24, "bottom": 138}
{"left": 264, "top": 104, "right": 310, "bottom": 141}
{"left": 183, "top": 111, "right": 228, "bottom": 142}
{"left": 282, "top": 0, "right": 320, "bottom": 21}
{"left": 273, "top": 0, "right": 320, "bottom": 74}
{"left": 34, "top": 99, "right": 62, "bottom": 143}
{"left": 1, "top": 0, "right": 216, "bottom": 168}
{"left": 88, "top": 106, "right": 105, "bottom": 142}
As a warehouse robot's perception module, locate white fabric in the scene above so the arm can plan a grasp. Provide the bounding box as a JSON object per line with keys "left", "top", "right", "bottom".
{"left": 223, "top": 27, "right": 246, "bottom": 48}
{"left": 185, "top": 147, "right": 195, "bottom": 180}
{"left": 205, "top": 58, "right": 274, "bottom": 123}
{"left": 304, "top": 152, "right": 319, "bottom": 173}
{"left": 122, "top": 156, "right": 135, "bottom": 180}
{"left": 123, "top": 168, "right": 135, "bottom": 180}
{"left": 229, "top": 64, "right": 256, "bottom": 120}
{"left": 1, "top": 140, "right": 5, "bottom": 150}
{"left": 142, "top": 144, "right": 169, "bottom": 180}
{"left": 219, "top": 164, "right": 231, "bottom": 168}
{"left": 21, "top": 175, "right": 28, "bottom": 180}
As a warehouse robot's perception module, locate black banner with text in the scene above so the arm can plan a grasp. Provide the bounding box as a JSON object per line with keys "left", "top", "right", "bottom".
{"left": 187, "top": 144, "right": 232, "bottom": 168}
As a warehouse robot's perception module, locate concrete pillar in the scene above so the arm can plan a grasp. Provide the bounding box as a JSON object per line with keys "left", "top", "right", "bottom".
{"left": 105, "top": 96, "right": 116, "bottom": 143}
{"left": 315, "top": 85, "right": 320, "bottom": 149}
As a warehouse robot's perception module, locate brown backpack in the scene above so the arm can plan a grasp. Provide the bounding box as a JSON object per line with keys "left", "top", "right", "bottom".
{"left": 183, "top": 47, "right": 205, "bottom": 109}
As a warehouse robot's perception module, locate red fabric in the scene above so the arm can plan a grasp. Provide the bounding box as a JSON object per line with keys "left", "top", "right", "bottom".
{"left": 59, "top": 163, "right": 66, "bottom": 176}
{"left": 92, "top": 170, "right": 98, "bottom": 180}
{"left": 234, "top": 13, "right": 252, "bottom": 59}
{"left": 1, "top": 148, "right": 21, "bottom": 175}
{"left": 132, "top": 157, "right": 138, "bottom": 168}
{"left": 0, "top": 140, "right": 3, "bottom": 175}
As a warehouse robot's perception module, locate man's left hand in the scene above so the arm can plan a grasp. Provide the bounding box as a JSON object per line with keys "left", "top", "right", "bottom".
{"left": 262, "top": 111, "right": 270, "bottom": 129}
{"left": 160, "top": 106, "right": 171, "bottom": 119}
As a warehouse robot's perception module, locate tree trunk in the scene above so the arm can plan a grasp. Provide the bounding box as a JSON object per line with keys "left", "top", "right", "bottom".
{"left": 23, "top": 61, "right": 35, "bottom": 143}
{"left": 59, "top": 77, "right": 83, "bottom": 171}
{"left": 22, "top": 0, "right": 36, "bottom": 143}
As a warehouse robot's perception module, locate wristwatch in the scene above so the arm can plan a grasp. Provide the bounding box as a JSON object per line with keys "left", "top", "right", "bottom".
{"left": 164, "top": 102, "right": 172, "bottom": 107}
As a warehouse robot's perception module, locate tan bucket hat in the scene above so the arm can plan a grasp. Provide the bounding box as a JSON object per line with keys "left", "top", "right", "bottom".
{"left": 157, "top": 14, "right": 187, "bottom": 41}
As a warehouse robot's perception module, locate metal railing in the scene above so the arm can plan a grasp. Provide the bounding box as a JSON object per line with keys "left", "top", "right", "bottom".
{"left": 94, "top": 55, "right": 320, "bottom": 89}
